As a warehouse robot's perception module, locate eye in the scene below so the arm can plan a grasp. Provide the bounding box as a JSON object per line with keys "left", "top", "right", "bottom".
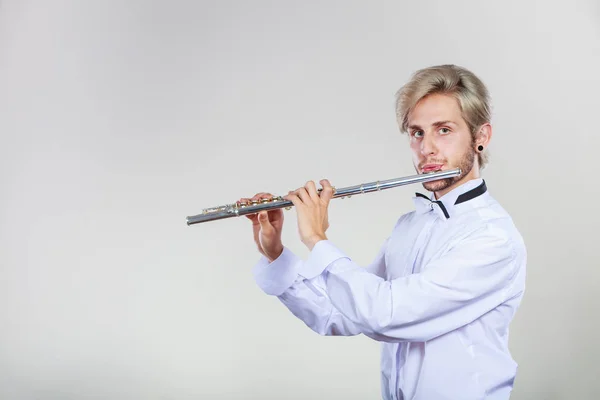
{"left": 412, "top": 130, "right": 424, "bottom": 138}
{"left": 439, "top": 127, "right": 451, "bottom": 134}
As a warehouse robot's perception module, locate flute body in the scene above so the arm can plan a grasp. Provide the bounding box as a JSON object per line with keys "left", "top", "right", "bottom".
{"left": 186, "top": 168, "right": 461, "bottom": 225}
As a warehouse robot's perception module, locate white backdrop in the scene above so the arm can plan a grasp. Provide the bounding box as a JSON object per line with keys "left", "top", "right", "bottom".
{"left": 1, "top": 1, "right": 599, "bottom": 399}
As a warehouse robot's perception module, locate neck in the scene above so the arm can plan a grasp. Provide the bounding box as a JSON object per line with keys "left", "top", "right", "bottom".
{"left": 434, "top": 167, "right": 481, "bottom": 199}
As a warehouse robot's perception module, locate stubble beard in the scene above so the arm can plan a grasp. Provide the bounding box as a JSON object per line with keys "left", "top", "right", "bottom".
{"left": 420, "top": 147, "right": 475, "bottom": 193}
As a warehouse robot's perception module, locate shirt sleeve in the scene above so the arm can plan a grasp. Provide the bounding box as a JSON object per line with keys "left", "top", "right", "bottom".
{"left": 297, "top": 224, "right": 524, "bottom": 343}
{"left": 253, "top": 247, "right": 302, "bottom": 296}
{"left": 252, "top": 239, "right": 389, "bottom": 336}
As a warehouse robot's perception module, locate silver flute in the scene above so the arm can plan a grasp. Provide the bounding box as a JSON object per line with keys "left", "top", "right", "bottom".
{"left": 186, "top": 168, "right": 461, "bottom": 225}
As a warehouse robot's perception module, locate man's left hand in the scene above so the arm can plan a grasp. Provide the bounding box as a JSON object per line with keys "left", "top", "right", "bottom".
{"left": 284, "top": 179, "right": 335, "bottom": 250}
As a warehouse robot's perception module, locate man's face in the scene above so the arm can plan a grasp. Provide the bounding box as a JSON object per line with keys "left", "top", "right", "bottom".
{"left": 405, "top": 93, "right": 477, "bottom": 197}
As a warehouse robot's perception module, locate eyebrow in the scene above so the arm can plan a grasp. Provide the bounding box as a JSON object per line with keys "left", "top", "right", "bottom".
{"left": 408, "top": 120, "right": 457, "bottom": 131}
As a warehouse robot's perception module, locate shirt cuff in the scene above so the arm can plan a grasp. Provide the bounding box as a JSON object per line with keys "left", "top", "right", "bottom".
{"left": 252, "top": 247, "right": 301, "bottom": 296}
{"left": 297, "top": 240, "right": 350, "bottom": 280}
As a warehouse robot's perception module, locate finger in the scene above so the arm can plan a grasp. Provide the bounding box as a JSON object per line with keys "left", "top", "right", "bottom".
{"left": 239, "top": 198, "right": 256, "bottom": 220}
{"left": 245, "top": 208, "right": 259, "bottom": 221}
{"left": 251, "top": 192, "right": 273, "bottom": 201}
{"left": 305, "top": 181, "right": 319, "bottom": 202}
{"left": 295, "top": 187, "right": 312, "bottom": 204}
{"left": 257, "top": 211, "right": 274, "bottom": 233}
{"left": 319, "top": 179, "right": 335, "bottom": 204}
{"left": 239, "top": 193, "right": 269, "bottom": 207}
{"left": 283, "top": 191, "right": 301, "bottom": 207}
{"left": 245, "top": 213, "right": 259, "bottom": 221}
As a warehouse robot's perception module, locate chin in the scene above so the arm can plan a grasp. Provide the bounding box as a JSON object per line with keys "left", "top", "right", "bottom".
{"left": 422, "top": 178, "right": 455, "bottom": 193}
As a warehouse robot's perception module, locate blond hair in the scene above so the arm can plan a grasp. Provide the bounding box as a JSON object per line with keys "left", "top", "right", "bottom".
{"left": 395, "top": 64, "right": 491, "bottom": 168}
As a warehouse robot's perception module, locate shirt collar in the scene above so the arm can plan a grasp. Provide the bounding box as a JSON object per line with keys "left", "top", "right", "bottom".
{"left": 412, "top": 178, "right": 487, "bottom": 219}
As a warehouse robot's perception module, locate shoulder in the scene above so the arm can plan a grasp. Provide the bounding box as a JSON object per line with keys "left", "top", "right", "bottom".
{"left": 393, "top": 210, "right": 415, "bottom": 226}
{"left": 389, "top": 210, "right": 421, "bottom": 234}
{"left": 457, "top": 194, "right": 527, "bottom": 258}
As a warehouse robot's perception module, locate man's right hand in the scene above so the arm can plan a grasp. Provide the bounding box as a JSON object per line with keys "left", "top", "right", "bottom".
{"left": 238, "top": 192, "right": 284, "bottom": 262}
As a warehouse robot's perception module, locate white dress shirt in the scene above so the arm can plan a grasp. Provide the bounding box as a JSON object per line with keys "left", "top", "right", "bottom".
{"left": 253, "top": 178, "right": 527, "bottom": 400}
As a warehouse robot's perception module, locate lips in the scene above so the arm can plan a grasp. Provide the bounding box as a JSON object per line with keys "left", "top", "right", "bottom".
{"left": 421, "top": 164, "right": 443, "bottom": 173}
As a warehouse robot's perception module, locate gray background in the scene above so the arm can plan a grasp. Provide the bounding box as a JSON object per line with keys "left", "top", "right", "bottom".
{"left": 1, "top": 1, "right": 599, "bottom": 399}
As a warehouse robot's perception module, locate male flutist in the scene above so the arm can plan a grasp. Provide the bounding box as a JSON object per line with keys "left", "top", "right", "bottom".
{"left": 241, "top": 64, "right": 527, "bottom": 400}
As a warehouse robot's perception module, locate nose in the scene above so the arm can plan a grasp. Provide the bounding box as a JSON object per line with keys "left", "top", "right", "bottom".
{"left": 420, "top": 132, "right": 437, "bottom": 155}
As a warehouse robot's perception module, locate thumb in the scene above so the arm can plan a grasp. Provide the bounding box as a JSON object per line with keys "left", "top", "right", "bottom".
{"left": 319, "top": 179, "right": 335, "bottom": 205}
{"left": 258, "top": 211, "right": 274, "bottom": 233}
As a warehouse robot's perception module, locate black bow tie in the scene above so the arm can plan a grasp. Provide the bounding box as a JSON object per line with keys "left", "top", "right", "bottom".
{"left": 414, "top": 193, "right": 450, "bottom": 218}
{"left": 414, "top": 180, "right": 488, "bottom": 219}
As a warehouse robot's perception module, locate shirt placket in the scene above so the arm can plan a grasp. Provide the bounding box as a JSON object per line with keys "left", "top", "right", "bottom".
{"left": 393, "top": 214, "right": 437, "bottom": 399}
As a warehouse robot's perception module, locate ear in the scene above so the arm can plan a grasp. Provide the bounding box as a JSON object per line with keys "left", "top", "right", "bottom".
{"left": 475, "top": 123, "right": 492, "bottom": 151}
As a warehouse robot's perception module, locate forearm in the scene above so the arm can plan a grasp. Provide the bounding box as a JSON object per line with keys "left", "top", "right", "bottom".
{"left": 278, "top": 273, "right": 361, "bottom": 336}
{"left": 297, "top": 235, "right": 520, "bottom": 343}
{"left": 253, "top": 247, "right": 360, "bottom": 336}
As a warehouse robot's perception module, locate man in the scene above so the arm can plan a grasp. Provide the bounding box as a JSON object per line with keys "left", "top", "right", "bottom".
{"left": 241, "top": 64, "right": 526, "bottom": 400}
